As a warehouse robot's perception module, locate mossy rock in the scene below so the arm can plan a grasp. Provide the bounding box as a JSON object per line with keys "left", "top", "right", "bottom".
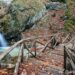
{"left": 0, "top": 0, "right": 46, "bottom": 34}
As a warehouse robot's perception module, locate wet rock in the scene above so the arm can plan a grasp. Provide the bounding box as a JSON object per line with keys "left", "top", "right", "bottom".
{"left": 46, "top": 2, "right": 67, "bottom": 10}
{"left": 60, "top": 16, "right": 69, "bottom": 21}
{"left": 5, "top": 31, "right": 21, "bottom": 42}
{"left": 0, "top": 0, "right": 46, "bottom": 36}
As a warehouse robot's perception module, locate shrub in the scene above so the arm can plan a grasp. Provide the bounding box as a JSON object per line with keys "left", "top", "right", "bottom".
{"left": 64, "top": 7, "right": 75, "bottom": 32}
{"left": 0, "top": 0, "right": 45, "bottom": 34}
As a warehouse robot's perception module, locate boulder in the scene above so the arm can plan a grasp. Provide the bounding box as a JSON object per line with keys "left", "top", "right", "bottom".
{"left": 46, "top": 2, "right": 67, "bottom": 10}
{"left": 0, "top": 0, "right": 47, "bottom": 42}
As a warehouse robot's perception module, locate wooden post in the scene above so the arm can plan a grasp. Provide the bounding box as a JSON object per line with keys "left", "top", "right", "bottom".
{"left": 33, "top": 41, "right": 37, "bottom": 57}
{"left": 64, "top": 46, "right": 75, "bottom": 75}
{"left": 42, "top": 36, "right": 54, "bottom": 52}
{"left": 64, "top": 46, "right": 67, "bottom": 75}
{"left": 13, "top": 44, "right": 24, "bottom": 75}
{"left": 24, "top": 43, "right": 35, "bottom": 57}
{"left": 21, "top": 44, "right": 24, "bottom": 62}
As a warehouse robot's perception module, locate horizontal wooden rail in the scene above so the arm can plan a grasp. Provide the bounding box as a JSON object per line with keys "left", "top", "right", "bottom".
{"left": 36, "top": 41, "right": 51, "bottom": 49}
{"left": 62, "top": 33, "right": 70, "bottom": 43}
{"left": 42, "top": 36, "right": 54, "bottom": 52}
{"left": 68, "top": 48, "right": 75, "bottom": 57}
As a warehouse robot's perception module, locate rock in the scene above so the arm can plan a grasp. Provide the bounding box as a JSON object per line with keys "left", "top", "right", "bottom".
{"left": 46, "top": 2, "right": 67, "bottom": 10}
{"left": 60, "top": 16, "right": 69, "bottom": 21}
{"left": 0, "top": 3, "right": 8, "bottom": 18}
{"left": 7, "top": 64, "right": 15, "bottom": 69}
{"left": 4, "top": 31, "right": 21, "bottom": 42}
{"left": 0, "top": 0, "right": 13, "bottom": 5}
{"left": 0, "top": 0, "right": 46, "bottom": 35}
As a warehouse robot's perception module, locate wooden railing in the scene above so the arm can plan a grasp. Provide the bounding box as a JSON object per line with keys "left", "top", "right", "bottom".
{"left": 0, "top": 32, "right": 73, "bottom": 75}
{"left": 64, "top": 38, "right": 75, "bottom": 75}
{"left": 0, "top": 33, "right": 60, "bottom": 75}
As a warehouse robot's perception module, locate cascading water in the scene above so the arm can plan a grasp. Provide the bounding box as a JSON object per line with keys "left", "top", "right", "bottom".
{"left": 0, "top": 33, "right": 8, "bottom": 47}
{"left": 0, "top": 0, "right": 13, "bottom": 5}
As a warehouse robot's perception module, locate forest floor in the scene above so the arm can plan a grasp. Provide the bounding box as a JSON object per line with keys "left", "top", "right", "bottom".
{"left": 18, "top": 9, "right": 70, "bottom": 75}
{"left": 19, "top": 42, "right": 64, "bottom": 75}
{"left": 0, "top": 9, "right": 70, "bottom": 75}
{"left": 18, "top": 23, "right": 65, "bottom": 75}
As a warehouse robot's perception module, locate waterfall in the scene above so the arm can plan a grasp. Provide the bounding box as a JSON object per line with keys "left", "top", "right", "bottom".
{"left": 0, "top": 33, "right": 8, "bottom": 47}
{"left": 0, "top": 0, "right": 13, "bottom": 5}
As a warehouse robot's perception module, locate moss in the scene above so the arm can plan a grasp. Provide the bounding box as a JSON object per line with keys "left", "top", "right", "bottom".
{"left": 64, "top": 20, "right": 73, "bottom": 31}
{"left": 0, "top": 0, "right": 47, "bottom": 34}
{"left": 64, "top": 1, "right": 75, "bottom": 32}
{"left": 64, "top": 17, "right": 75, "bottom": 31}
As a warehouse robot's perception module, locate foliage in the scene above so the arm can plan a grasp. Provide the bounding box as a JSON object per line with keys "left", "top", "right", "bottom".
{"left": 64, "top": 0, "right": 75, "bottom": 32}
{"left": 64, "top": 9, "right": 75, "bottom": 31}
{"left": 0, "top": 0, "right": 46, "bottom": 34}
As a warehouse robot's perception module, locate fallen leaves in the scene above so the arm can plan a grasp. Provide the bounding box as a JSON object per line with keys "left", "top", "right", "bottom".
{"left": 20, "top": 69, "right": 27, "bottom": 75}
{"left": 0, "top": 69, "right": 8, "bottom": 75}
{"left": 0, "top": 69, "right": 13, "bottom": 75}
{"left": 41, "top": 61, "right": 50, "bottom": 66}
{"left": 28, "top": 63, "right": 33, "bottom": 66}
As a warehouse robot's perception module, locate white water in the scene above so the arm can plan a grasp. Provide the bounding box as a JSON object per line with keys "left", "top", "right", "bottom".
{"left": 0, "top": 0, "right": 13, "bottom": 4}
{"left": 0, "top": 33, "right": 8, "bottom": 47}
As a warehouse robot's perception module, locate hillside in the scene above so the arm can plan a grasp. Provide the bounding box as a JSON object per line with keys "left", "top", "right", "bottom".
{"left": 0, "top": 0, "right": 75, "bottom": 75}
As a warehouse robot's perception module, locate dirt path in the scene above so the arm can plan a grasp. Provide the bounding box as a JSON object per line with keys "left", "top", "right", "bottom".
{"left": 19, "top": 44, "right": 64, "bottom": 75}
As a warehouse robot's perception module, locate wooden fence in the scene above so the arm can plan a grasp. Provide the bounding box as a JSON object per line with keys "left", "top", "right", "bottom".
{"left": 64, "top": 38, "right": 75, "bottom": 75}
{"left": 0, "top": 33, "right": 59, "bottom": 75}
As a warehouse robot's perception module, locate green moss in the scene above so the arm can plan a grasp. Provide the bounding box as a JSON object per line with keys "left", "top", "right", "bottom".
{"left": 64, "top": 6, "right": 75, "bottom": 32}
{"left": 0, "top": 0, "right": 46, "bottom": 34}
{"left": 64, "top": 17, "right": 75, "bottom": 31}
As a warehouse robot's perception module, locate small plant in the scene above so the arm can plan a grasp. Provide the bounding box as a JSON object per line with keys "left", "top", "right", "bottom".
{"left": 64, "top": 8, "right": 75, "bottom": 32}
